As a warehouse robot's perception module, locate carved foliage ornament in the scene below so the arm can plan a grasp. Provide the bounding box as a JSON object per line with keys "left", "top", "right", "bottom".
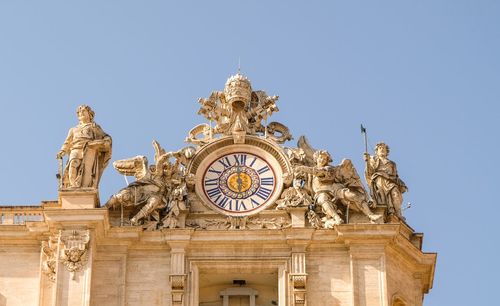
{"left": 41, "top": 235, "right": 59, "bottom": 282}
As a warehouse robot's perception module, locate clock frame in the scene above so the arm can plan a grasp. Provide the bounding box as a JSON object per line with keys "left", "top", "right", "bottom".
{"left": 193, "top": 141, "right": 286, "bottom": 217}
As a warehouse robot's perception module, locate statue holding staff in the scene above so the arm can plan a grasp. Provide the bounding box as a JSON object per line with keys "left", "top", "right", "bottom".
{"left": 363, "top": 142, "right": 407, "bottom": 220}
{"left": 56, "top": 105, "right": 112, "bottom": 189}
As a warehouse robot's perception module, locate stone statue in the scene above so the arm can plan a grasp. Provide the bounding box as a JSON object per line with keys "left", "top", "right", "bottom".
{"left": 162, "top": 184, "right": 188, "bottom": 228}
{"left": 105, "top": 141, "right": 194, "bottom": 226}
{"left": 294, "top": 137, "right": 381, "bottom": 228}
{"left": 56, "top": 105, "right": 112, "bottom": 189}
{"left": 364, "top": 142, "right": 407, "bottom": 220}
{"left": 276, "top": 175, "right": 313, "bottom": 210}
{"left": 188, "top": 73, "right": 291, "bottom": 144}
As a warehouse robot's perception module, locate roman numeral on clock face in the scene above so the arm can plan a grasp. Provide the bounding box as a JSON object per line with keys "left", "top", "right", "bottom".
{"left": 250, "top": 198, "right": 260, "bottom": 208}
{"left": 208, "top": 167, "right": 222, "bottom": 174}
{"left": 218, "top": 157, "right": 233, "bottom": 168}
{"left": 235, "top": 200, "right": 248, "bottom": 211}
{"left": 204, "top": 178, "right": 218, "bottom": 186}
{"left": 202, "top": 151, "right": 278, "bottom": 213}
{"left": 233, "top": 154, "right": 247, "bottom": 165}
{"left": 260, "top": 177, "right": 274, "bottom": 186}
{"left": 257, "top": 165, "right": 270, "bottom": 174}
{"left": 207, "top": 187, "right": 221, "bottom": 198}
{"left": 255, "top": 187, "right": 272, "bottom": 200}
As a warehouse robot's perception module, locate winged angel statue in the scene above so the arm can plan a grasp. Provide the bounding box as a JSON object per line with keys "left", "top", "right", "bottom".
{"left": 105, "top": 141, "right": 195, "bottom": 227}
{"left": 290, "top": 136, "right": 381, "bottom": 228}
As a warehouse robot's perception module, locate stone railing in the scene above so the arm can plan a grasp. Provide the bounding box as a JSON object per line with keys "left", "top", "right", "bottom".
{"left": 0, "top": 206, "right": 44, "bottom": 225}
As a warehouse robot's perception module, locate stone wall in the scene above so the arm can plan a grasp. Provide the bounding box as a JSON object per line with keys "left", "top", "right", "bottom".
{"left": 0, "top": 245, "right": 40, "bottom": 306}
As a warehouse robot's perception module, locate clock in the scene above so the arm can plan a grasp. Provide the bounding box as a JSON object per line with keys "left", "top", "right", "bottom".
{"left": 193, "top": 141, "right": 286, "bottom": 217}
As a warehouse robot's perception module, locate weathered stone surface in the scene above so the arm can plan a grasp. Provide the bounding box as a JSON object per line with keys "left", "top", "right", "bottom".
{"left": 0, "top": 74, "right": 435, "bottom": 306}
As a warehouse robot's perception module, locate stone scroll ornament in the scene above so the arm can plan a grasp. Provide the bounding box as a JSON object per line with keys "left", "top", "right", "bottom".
{"left": 41, "top": 235, "right": 59, "bottom": 282}
{"left": 56, "top": 105, "right": 112, "bottom": 189}
{"left": 60, "top": 230, "right": 90, "bottom": 280}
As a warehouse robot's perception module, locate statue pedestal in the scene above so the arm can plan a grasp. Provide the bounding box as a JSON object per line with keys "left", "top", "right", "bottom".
{"left": 289, "top": 207, "right": 308, "bottom": 228}
{"left": 59, "top": 189, "right": 100, "bottom": 209}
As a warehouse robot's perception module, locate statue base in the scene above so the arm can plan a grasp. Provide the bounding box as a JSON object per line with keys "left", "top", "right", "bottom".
{"left": 289, "top": 207, "right": 308, "bottom": 228}
{"left": 58, "top": 188, "right": 100, "bottom": 209}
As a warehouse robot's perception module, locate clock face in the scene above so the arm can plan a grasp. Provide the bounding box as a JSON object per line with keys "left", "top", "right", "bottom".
{"left": 200, "top": 151, "right": 277, "bottom": 215}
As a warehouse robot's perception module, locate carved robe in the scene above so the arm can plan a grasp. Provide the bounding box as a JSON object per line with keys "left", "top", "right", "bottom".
{"left": 365, "top": 156, "right": 407, "bottom": 206}
{"left": 60, "top": 122, "right": 112, "bottom": 188}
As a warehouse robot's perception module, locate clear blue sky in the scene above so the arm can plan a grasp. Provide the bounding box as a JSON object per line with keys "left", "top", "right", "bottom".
{"left": 0, "top": 1, "right": 498, "bottom": 305}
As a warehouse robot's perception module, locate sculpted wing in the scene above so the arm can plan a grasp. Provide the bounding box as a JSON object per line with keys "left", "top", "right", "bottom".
{"left": 112, "top": 156, "right": 149, "bottom": 180}
{"left": 152, "top": 140, "right": 166, "bottom": 165}
{"left": 338, "top": 159, "right": 365, "bottom": 190}
{"left": 297, "top": 135, "right": 316, "bottom": 166}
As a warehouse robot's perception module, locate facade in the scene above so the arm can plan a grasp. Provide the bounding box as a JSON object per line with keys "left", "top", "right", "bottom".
{"left": 0, "top": 74, "right": 436, "bottom": 306}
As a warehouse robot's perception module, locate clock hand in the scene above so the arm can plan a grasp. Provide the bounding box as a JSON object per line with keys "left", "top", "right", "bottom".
{"left": 236, "top": 166, "right": 243, "bottom": 193}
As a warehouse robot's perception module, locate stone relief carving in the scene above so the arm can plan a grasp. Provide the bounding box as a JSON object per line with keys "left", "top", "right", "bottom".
{"left": 364, "top": 142, "right": 407, "bottom": 220}
{"left": 56, "top": 105, "right": 112, "bottom": 189}
{"left": 293, "top": 136, "right": 381, "bottom": 228}
{"left": 275, "top": 175, "right": 312, "bottom": 210}
{"left": 60, "top": 230, "right": 90, "bottom": 279}
{"left": 41, "top": 235, "right": 59, "bottom": 282}
{"left": 101, "top": 74, "right": 412, "bottom": 230}
{"left": 105, "top": 141, "right": 194, "bottom": 228}
{"left": 186, "top": 215, "right": 291, "bottom": 230}
{"left": 188, "top": 73, "right": 290, "bottom": 144}
{"left": 246, "top": 216, "right": 291, "bottom": 229}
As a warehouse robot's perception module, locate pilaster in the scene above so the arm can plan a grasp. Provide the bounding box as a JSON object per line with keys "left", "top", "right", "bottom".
{"left": 167, "top": 236, "right": 191, "bottom": 306}
{"left": 349, "top": 243, "right": 388, "bottom": 306}
{"left": 286, "top": 229, "right": 313, "bottom": 306}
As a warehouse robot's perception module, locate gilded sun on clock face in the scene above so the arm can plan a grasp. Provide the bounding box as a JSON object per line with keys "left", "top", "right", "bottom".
{"left": 201, "top": 152, "right": 277, "bottom": 215}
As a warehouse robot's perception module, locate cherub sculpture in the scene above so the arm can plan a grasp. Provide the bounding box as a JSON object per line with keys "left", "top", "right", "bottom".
{"left": 161, "top": 183, "right": 188, "bottom": 228}
{"left": 364, "top": 142, "right": 407, "bottom": 220}
{"left": 59, "top": 230, "right": 90, "bottom": 279}
{"left": 105, "top": 141, "right": 194, "bottom": 226}
{"left": 294, "top": 136, "right": 381, "bottom": 228}
{"left": 276, "top": 174, "right": 313, "bottom": 210}
{"left": 61, "top": 246, "right": 89, "bottom": 273}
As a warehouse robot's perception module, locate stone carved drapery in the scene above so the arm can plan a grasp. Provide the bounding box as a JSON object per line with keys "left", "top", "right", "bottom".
{"left": 57, "top": 105, "right": 112, "bottom": 189}
{"left": 364, "top": 142, "right": 408, "bottom": 221}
